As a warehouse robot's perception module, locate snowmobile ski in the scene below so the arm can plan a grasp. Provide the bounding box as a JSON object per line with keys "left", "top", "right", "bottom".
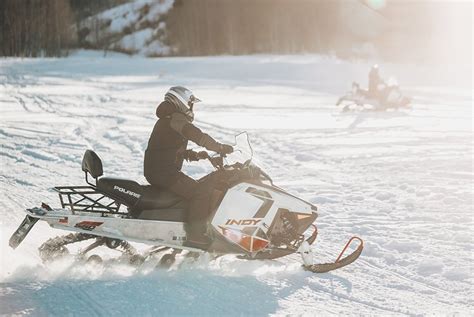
{"left": 302, "top": 237, "right": 363, "bottom": 273}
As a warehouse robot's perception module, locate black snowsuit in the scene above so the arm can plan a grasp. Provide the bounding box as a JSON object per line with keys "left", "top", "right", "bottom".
{"left": 144, "top": 101, "right": 223, "bottom": 245}
{"left": 368, "top": 69, "right": 384, "bottom": 100}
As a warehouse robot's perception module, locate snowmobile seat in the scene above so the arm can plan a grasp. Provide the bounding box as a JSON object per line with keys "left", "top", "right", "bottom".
{"left": 135, "top": 186, "right": 186, "bottom": 211}
{"left": 96, "top": 177, "right": 143, "bottom": 207}
{"left": 96, "top": 177, "right": 186, "bottom": 213}
{"left": 82, "top": 150, "right": 103, "bottom": 179}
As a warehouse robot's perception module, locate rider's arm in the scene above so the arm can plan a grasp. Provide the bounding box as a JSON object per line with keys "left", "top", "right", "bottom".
{"left": 169, "top": 113, "right": 222, "bottom": 152}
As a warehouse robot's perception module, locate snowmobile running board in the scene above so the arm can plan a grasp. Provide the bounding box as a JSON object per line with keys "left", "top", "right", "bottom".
{"left": 303, "top": 237, "right": 363, "bottom": 273}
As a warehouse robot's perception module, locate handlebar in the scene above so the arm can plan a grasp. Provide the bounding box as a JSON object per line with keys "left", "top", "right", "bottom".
{"left": 208, "top": 155, "right": 224, "bottom": 169}
{"left": 199, "top": 150, "right": 273, "bottom": 185}
{"left": 201, "top": 152, "right": 240, "bottom": 170}
{"left": 193, "top": 151, "right": 224, "bottom": 169}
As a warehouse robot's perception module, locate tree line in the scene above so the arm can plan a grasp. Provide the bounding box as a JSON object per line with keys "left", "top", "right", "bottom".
{"left": 1, "top": 0, "right": 470, "bottom": 65}
{"left": 1, "top": 0, "right": 75, "bottom": 57}
{"left": 0, "top": 0, "right": 122, "bottom": 57}
{"left": 0, "top": 0, "right": 358, "bottom": 58}
{"left": 166, "top": 0, "right": 344, "bottom": 56}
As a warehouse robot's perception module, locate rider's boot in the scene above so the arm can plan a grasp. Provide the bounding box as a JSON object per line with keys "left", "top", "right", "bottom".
{"left": 185, "top": 221, "right": 211, "bottom": 249}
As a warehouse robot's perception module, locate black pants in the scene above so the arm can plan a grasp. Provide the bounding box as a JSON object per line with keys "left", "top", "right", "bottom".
{"left": 146, "top": 171, "right": 214, "bottom": 244}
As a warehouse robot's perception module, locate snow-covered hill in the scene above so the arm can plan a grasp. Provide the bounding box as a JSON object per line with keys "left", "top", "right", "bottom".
{"left": 0, "top": 51, "right": 472, "bottom": 315}
{"left": 79, "top": 0, "right": 174, "bottom": 56}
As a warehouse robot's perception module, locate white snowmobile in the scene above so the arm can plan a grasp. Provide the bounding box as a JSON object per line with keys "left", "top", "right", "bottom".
{"left": 336, "top": 82, "right": 411, "bottom": 111}
{"left": 9, "top": 133, "right": 363, "bottom": 273}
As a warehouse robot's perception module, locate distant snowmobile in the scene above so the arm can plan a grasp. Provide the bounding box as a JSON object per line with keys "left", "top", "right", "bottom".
{"left": 336, "top": 82, "right": 411, "bottom": 111}
{"left": 9, "top": 133, "right": 363, "bottom": 273}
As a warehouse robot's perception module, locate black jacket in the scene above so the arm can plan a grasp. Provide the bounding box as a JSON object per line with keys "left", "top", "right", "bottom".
{"left": 368, "top": 69, "right": 383, "bottom": 95}
{"left": 144, "top": 101, "right": 221, "bottom": 185}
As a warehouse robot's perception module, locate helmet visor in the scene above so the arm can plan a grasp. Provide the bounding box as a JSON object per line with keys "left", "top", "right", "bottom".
{"left": 189, "top": 94, "right": 201, "bottom": 103}
{"left": 188, "top": 94, "right": 201, "bottom": 109}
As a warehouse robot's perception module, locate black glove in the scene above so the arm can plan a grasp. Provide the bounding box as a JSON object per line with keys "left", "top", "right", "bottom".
{"left": 183, "top": 150, "right": 198, "bottom": 162}
{"left": 183, "top": 150, "right": 209, "bottom": 162}
{"left": 196, "top": 151, "right": 209, "bottom": 160}
{"left": 218, "top": 144, "right": 234, "bottom": 155}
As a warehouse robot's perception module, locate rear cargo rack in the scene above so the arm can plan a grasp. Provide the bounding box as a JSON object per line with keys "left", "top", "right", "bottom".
{"left": 54, "top": 185, "right": 125, "bottom": 215}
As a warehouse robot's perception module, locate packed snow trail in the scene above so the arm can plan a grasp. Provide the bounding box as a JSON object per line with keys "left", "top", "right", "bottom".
{"left": 0, "top": 52, "right": 472, "bottom": 315}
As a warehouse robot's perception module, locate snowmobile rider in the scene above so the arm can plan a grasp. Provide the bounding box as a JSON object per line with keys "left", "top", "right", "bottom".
{"left": 144, "top": 86, "right": 234, "bottom": 247}
{"left": 368, "top": 64, "right": 385, "bottom": 100}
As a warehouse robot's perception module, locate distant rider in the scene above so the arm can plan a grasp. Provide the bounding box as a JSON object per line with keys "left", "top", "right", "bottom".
{"left": 144, "top": 86, "right": 233, "bottom": 247}
{"left": 368, "top": 64, "right": 385, "bottom": 100}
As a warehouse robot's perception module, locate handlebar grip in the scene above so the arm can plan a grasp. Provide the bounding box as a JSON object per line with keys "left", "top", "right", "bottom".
{"left": 208, "top": 155, "right": 224, "bottom": 169}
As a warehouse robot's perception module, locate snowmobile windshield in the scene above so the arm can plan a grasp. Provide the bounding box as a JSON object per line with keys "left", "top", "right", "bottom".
{"left": 225, "top": 132, "right": 253, "bottom": 167}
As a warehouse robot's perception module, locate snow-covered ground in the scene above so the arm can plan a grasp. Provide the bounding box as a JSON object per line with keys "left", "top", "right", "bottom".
{"left": 0, "top": 51, "right": 472, "bottom": 315}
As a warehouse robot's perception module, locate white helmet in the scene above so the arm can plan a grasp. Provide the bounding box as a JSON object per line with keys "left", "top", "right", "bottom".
{"left": 165, "top": 86, "right": 201, "bottom": 120}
